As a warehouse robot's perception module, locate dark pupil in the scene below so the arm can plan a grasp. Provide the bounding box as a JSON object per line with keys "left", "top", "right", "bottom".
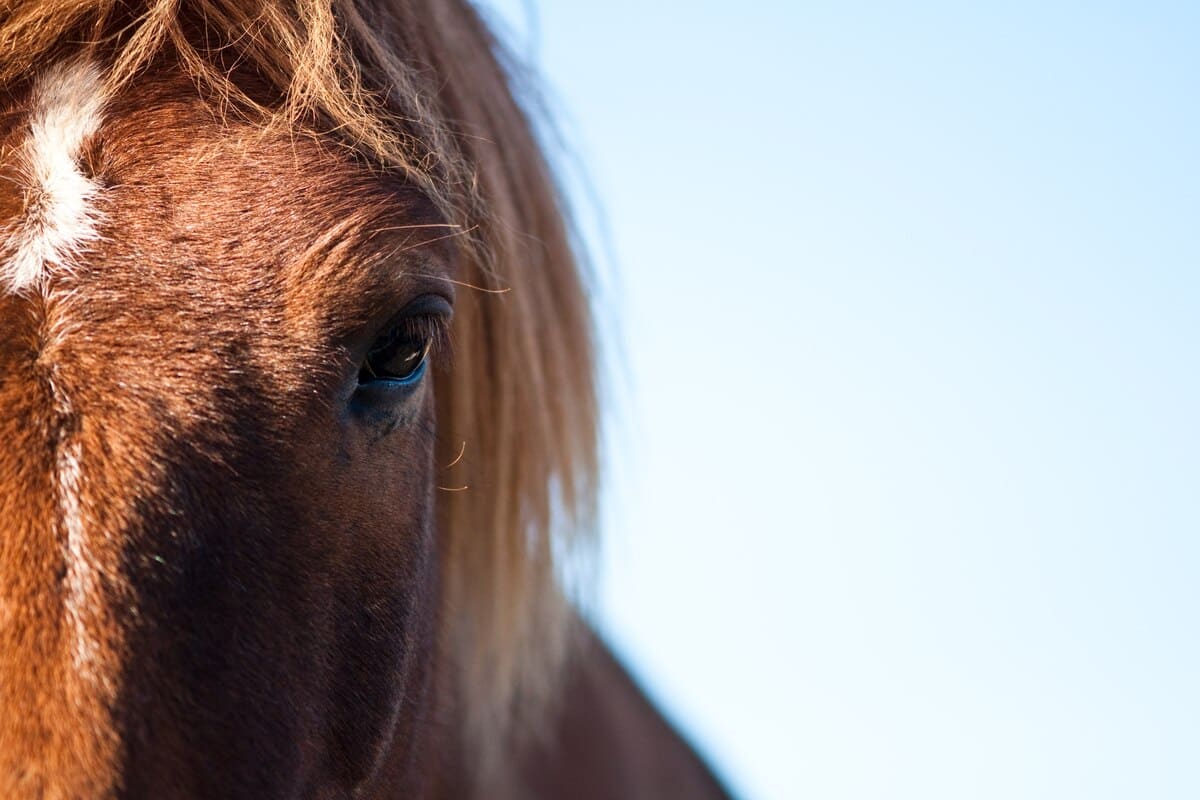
{"left": 360, "top": 327, "right": 428, "bottom": 383}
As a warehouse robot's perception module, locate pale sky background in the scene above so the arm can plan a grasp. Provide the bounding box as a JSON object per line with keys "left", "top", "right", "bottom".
{"left": 481, "top": 3, "right": 1199, "bottom": 798}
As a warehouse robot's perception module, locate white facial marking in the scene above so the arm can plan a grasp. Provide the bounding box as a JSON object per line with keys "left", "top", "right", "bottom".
{"left": 1, "top": 59, "right": 107, "bottom": 293}
{"left": 57, "top": 438, "right": 103, "bottom": 680}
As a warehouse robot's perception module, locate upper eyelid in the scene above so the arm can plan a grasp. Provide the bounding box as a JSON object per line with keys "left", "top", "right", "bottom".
{"left": 397, "top": 291, "right": 453, "bottom": 319}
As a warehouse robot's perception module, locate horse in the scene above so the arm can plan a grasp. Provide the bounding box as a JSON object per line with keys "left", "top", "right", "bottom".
{"left": 0, "top": 1, "right": 733, "bottom": 797}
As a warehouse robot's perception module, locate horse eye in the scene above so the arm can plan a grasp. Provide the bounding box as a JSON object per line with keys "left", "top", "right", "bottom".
{"left": 359, "top": 324, "right": 432, "bottom": 386}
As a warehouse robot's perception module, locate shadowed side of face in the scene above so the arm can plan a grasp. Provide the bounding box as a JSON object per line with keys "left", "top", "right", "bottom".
{"left": 0, "top": 66, "right": 455, "bottom": 798}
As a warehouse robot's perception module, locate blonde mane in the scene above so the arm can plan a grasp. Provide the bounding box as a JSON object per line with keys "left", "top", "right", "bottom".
{"left": 1, "top": 0, "right": 598, "bottom": 777}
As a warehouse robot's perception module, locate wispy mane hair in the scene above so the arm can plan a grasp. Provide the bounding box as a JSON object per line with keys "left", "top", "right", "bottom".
{"left": 0, "top": 0, "right": 598, "bottom": 778}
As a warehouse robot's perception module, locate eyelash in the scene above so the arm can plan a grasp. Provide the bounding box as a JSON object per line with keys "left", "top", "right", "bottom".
{"left": 386, "top": 313, "right": 450, "bottom": 361}
{"left": 411, "top": 313, "right": 450, "bottom": 363}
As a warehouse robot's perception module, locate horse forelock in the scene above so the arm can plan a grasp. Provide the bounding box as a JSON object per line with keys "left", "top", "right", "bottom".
{"left": 0, "top": 0, "right": 600, "bottom": 787}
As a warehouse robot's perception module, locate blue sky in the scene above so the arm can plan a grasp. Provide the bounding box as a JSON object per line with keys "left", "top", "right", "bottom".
{"left": 481, "top": 3, "right": 1199, "bottom": 798}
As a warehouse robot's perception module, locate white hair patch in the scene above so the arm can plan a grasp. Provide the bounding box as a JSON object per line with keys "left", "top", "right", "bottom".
{"left": 1, "top": 59, "right": 107, "bottom": 293}
{"left": 57, "top": 438, "right": 103, "bottom": 681}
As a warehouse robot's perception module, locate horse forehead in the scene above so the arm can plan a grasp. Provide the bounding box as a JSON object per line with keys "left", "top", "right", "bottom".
{"left": 1, "top": 59, "right": 410, "bottom": 304}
